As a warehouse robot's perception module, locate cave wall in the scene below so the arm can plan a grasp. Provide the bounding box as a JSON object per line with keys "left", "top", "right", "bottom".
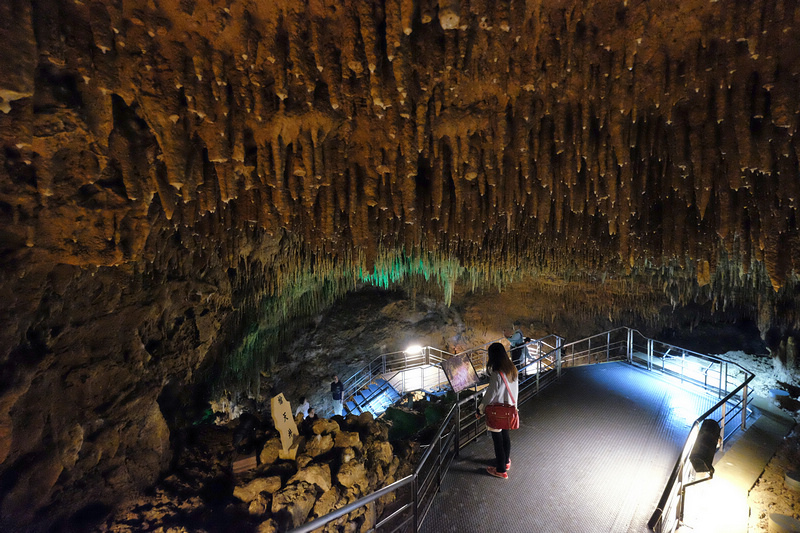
{"left": 1, "top": 0, "right": 799, "bottom": 530}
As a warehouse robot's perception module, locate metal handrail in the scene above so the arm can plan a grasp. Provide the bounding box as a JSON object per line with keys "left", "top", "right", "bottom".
{"left": 290, "top": 327, "right": 750, "bottom": 533}
{"left": 339, "top": 347, "right": 453, "bottom": 417}
{"left": 647, "top": 377, "right": 753, "bottom": 533}
{"left": 289, "top": 474, "right": 415, "bottom": 533}
{"left": 290, "top": 334, "right": 563, "bottom": 533}
{"left": 634, "top": 328, "right": 755, "bottom": 533}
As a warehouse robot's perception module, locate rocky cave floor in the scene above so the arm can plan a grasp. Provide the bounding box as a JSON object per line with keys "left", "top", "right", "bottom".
{"left": 748, "top": 425, "right": 800, "bottom": 532}
{"left": 742, "top": 380, "right": 800, "bottom": 532}
{"left": 98, "top": 424, "right": 255, "bottom": 533}
{"left": 94, "top": 402, "right": 436, "bottom": 533}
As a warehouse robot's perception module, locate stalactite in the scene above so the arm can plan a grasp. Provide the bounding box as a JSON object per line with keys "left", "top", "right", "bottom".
{"left": 4, "top": 0, "right": 800, "bottom": 406}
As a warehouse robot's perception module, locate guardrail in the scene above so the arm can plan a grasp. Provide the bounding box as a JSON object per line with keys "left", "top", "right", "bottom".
{"left": 291, "top": 334, "right": 563, "bottom": 533}
{"left": 293, "top": 328, "right": 751, "bottom": 533}
{"left": 561, "top": 327, "right": 755, "bottom": 533}
{"left": 338, "top": 347, "right": 453, "bottom": 417}
{"left": 633, "top": 329, "right": 755, "bottom": 533}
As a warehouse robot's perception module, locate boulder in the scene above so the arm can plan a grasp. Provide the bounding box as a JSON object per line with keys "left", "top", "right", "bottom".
{"left": 271, "top": 481, "right": 317, "bottom": 529}
{"left": 365, "top": 419, "right": 389, "bottom": 442}
{"left": 312, "top": 486, "right": 342, "bottom": 518}
{"left": 259, "top": 437, "right": 282, "bottom": 466}
{"left": 336, "top": 460, "right": 368, "bottom": 492}
{"left": 288, "top": 463, "right": 332, "bottom": 492}
{"left": 303, "top": 433, "right": 334, "bottom": 458}
{"left": 296, "top": 454, "right": 314, "bottom": 468}
{"left": 386, "top": 456, "right": 400, "bottom": 479}
{"left": 367, "top": 441, "right": 393, "bottom": 466}
{"left": 340, "top": 446, "right": 357, "bottom": 465}
{"left": 248, "top": 493, "right": 271, "bottom": 516}
{"left": 256, "top": 518, "right": 279, "bottom": 533}
{"left": 361, "top": 501, "right": 377, "bottom": 532}
{"left": 334, "top": 431, "right": 362, "bottom": 450}
{"left": 234, "top": 476, "right": 282, "bottom": 503}
{"left": 312, "top": 418, "right": 340, "bottom": 435}
{"left": 378, "top": 482, "right": 396, "bottom": 508}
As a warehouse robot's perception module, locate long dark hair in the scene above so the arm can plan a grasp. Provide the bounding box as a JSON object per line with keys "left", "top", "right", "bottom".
{"left": 487, "top": 342, "right": 518, "bottom": 381}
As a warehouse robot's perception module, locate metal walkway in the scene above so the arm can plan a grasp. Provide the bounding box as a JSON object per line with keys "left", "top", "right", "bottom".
{"left": 420, "top": 362, "right": 727, "bottom": 533}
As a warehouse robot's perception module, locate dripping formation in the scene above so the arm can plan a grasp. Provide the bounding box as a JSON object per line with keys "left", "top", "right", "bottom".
{"left": 0, "top": 1, "right": 799, "bottom": 531}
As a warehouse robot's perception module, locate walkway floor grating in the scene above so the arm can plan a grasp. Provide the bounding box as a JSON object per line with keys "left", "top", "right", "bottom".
{"left": 420, "top": 362, "right": 730, "bottom": 533}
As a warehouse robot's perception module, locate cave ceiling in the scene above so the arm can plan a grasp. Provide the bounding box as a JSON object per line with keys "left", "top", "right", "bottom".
{"left": 1, "top": 0, "right": 797, "bottom": 283}
{"left": 1, "top": 0, "right": 799, "bottom": 423}
{"left": 1, "top": 0, "right": 800, "bottom": 529}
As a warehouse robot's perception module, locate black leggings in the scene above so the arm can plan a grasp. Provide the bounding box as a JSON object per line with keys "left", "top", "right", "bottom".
{"left": 491, "top": 430, "right": 511, "bottom": 473}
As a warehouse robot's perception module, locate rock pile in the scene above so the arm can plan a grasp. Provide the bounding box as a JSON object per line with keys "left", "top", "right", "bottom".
{"left": 101, "top": 412, "right": 419, "bottom": 533}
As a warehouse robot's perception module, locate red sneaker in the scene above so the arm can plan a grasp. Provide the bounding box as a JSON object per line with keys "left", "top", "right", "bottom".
{"left": 506, "top": 460, "right": 511, "bottom": 470}
{"left": 487, "top": 466, "right": 508, "bottom": 479}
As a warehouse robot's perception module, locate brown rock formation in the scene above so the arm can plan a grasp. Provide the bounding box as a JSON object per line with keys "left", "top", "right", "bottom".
{"left": 0, "top": 0, "right": 799, "bottom": 530}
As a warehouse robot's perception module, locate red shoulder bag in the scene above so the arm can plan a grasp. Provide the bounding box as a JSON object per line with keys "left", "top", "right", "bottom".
{"left": 484, "top": 372, "right": 520, "bottom": 430}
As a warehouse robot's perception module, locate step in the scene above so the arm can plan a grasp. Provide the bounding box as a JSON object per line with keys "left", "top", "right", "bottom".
{"left": 385, "top": 387, "right": 401, "bottom": 400}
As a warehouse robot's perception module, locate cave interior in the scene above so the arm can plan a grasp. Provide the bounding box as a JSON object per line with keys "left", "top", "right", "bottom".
{"left": 0, "top": 0, "right": 799, "bottom": 531}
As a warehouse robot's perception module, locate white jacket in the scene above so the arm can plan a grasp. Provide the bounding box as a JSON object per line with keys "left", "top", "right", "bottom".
{"left": 479, "top": 369, "right": 519, "bottom": 431}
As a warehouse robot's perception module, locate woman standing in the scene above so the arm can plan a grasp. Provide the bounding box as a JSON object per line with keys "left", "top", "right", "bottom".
{"left": 478, "top": 342, "right": 519, "bottom": 479}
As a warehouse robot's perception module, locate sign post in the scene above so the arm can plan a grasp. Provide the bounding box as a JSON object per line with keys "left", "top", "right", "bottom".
{"left": 271, "top": 393, "right": 301, "bottom": 460}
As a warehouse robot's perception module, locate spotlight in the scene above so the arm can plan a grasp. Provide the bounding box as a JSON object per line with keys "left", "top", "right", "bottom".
{"left": 689, "top": 419, "right": 721, "bottom": 474}
{"left": 405, "top": 345, "right": 423, "bottom": 355}
{"left": 678, "top": 418, "right": 722, "bottom": 528}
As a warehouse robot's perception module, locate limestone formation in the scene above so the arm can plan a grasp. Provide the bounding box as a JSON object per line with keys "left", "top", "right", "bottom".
{"left": 234, "top": 476, "right": 283, "bottom": 504}
{"left": 304, "top": 433, "right": 335, "bottom": 458}
{"left": 288, "top": 463, "right": 333, "bottom": 493}
{"left": 0, "top": 0, "right": 799, "bottom": 531}
{"left": 334, "top": 431, "right": 364, "bottom": 450}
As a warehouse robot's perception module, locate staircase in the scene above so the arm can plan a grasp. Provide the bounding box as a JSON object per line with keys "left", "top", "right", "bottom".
{"left": 345, "top": 378, "right": 402, "bottom": 416}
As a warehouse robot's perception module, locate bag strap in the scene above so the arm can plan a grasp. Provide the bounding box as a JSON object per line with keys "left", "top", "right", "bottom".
{"left": 499, "top": 372, "right": 517, "bottom": 406}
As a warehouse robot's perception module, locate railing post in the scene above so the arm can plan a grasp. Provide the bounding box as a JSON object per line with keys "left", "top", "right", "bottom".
{"left": 647, "top": 339, "right": 653, "bottom": 370}
{"left": 720, "top": 401, "right": 727, "bottom": 451}
{"left": 412, "top": 475, "right": 419, "bottom": 533}
{"left": 742, "top": 383, "right": 748, "bottom": 430}
{"left": 724, "top": 363, "right": 728, "bottom": 395}
{"left": 557, "top": 344, "right": 562, "bottom": 378}
{"left": 455, "top": 397, "right": 461, "bottom": 458}
{"left": 681, "top": 350, "right": 686, "bottom": 383}
{"left": 436, "top": 429, "right": 441, "bottom": 491}
{"left": 606, "top": 332, "right": 610, "bottom": 361}
{"left": 627, "top": 329, "right": 633, "bottom": 363}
